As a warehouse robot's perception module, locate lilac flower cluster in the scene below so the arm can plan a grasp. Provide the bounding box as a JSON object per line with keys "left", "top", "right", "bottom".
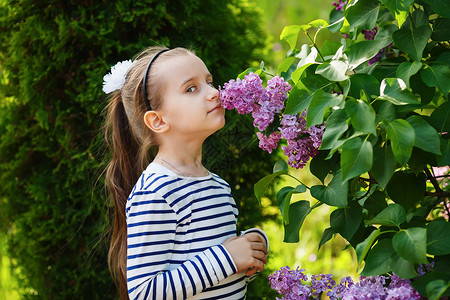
{"left": 280, "top": 113, "right": 325, "bottom": 169}
{"left": 332, "top": 0, "right": 348, "bottom": 11}
{"left": 220, "top": 72, "right": 325, "bottom": 168}
{"left": 269, "top": 266, "right": 424, "bottom": 300}
{"left": 220, "top": 72, "right": 289, "bottom": 131}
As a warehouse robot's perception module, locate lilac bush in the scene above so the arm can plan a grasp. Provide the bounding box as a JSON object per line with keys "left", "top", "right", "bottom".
{"left": 269, "top": 267, "right": 424, "bottom": 300}
{"left": 220, "top": 73, "right": 325, "bottom": 168}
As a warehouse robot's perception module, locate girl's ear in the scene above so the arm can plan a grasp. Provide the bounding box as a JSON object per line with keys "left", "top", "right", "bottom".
{"left": 143, "top": 111, "right": 168, "bottom": 133}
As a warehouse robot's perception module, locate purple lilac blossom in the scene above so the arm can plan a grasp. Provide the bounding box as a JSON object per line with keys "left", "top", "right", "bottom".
{"left": 332, "top": 0, "right": 348, "bottom": 11}
{"left": 362, "top": 26, "right": 377, "bottom": 40}
{"left": 271, "top": 267, "right": 426, "bottom": 300}
{"left": 220, "top": 72, "right": 325, "bottom": 169}
{"left": 279, "top": 112, "right": 325, "bottom": 169}
{"left": 219, "top": 73, "right": 265, "bottom": 114}
{"left": 256, "top": 131, "right": 281, "bottom": 154}
{"left": 311, "top": 274, "right": 336, "bottom": 297}
{"left": 268, "top": 266, "right": 311, "bottom": 300}
{"left": 385, "top": 284, "right": 421, "bottom": 300}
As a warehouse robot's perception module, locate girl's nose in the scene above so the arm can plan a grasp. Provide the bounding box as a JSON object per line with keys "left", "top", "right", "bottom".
{"left": 207, "top": 86, "right": 220, "bottom": 101}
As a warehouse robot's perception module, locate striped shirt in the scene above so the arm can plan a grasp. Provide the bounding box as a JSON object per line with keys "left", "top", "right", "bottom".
{"left": 126, "top": 162, "right": 253, "bottom": 299}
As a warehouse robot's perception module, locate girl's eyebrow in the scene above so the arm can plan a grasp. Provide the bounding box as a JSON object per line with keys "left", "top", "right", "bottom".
{"left": 179, "top": 73, "right": 213, "bottom": 88}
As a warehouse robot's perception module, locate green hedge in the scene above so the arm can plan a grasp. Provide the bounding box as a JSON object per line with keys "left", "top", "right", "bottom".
{"left": 0, "top": 1, "right": 276, "bottom": 298}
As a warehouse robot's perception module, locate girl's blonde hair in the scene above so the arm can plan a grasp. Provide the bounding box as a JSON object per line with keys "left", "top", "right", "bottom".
{"left": 104, "top": 46, "right": 193, "bottom": 299}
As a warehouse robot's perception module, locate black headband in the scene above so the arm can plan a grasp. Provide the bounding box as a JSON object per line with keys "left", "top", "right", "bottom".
{"left": 142, "top": 49, "right": 170, "bottom": 111}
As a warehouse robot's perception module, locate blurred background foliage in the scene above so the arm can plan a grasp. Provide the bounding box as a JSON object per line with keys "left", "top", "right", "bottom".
{"left": 0, "top": 0, "right": 354, "bottom": 299}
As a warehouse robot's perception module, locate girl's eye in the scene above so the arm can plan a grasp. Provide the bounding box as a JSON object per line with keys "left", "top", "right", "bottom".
{"left": 186, "top": 86, "right": 197, "bottom": 93}
{"left": 207, "top": 82, "right": 215, "bottom": 88}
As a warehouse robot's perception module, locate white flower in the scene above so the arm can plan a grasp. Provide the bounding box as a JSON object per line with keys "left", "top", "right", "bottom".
{"left": 102, "top": 60, "right": 134, "bottom": 93}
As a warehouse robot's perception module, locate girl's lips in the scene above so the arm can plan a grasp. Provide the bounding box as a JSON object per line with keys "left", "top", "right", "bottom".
{"left": 208, "top": 104, "right": 223, "bottom": 113}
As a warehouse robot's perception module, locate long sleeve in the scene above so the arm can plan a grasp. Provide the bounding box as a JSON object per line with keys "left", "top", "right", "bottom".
{"left": 126, "top": 191, "right": 238, "bottom": 300}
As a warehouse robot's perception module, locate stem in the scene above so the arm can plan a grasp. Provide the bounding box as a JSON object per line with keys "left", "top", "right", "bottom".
{"left": 311, "top": 201, "right": 323, "bottom": 210}
{"left": 424, "top": 167, "right": 443, "bottom": 193}
{"left": 287, "top": 173, "right": 309, "bottom": 188}
{"left": 408, "top": 11, "right": 416, "bottom": 30}
{"left": 424, "top": 191, "right": 450, "bottom": 198}
{"left": 306, "top": 32, "right": 325, "bottom": 62}
{"left": 263, "top": 70, "right": 276, "bottom": 77}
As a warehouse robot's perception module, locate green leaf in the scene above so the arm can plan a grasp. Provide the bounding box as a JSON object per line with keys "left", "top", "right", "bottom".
{"left": 377, "top": 101, "right": 396, "bottom": 122}
{"left": 345, "top": 39, "right": 389, "bottom": 70}
{"left": 276, "top": 185, "right": 307, "bottom": 224}
{"left": 280, "top": 25, "right": 309, "bottom": 51}
{"left": 273, "top": 159, "right": 289, "bottom": 172}
{"left": 396, "top": 61, "right": 422, "bottom": 88}
{"left": 427, "top": 280, "right": 450, "bottom": 300}
{"left": 393, "top": 227, "right": 428, "bottom": 264}
{"left": 341, "top": 137, "right": 373, "bottom": 183}
{"left": 401, "top": 5, "right": 430, "bottom": 29}
{"left": 302, "top": 74, "right": 330, "bottom": 91}
{"left": 284, "top": 71, "right": 330, "bottom": 115}
{"left": 320, "top": 40, "right": 342, "bottom": 58}
{"left": 421, "top": 64, "right": 450, "bottom": 97}
{"left": 379, "top": 0, "right": 414, "bottom": 26}
{"left": 277, "top": 56, "right": 296, "bottom": 74}
{"left": 318, "top": 227, "right": 335, "bottom": 250}
{"left": 291, "top": 63, "right": 312, "bottom": 84}
{"left": 427, "top": 221, "right": 450, "bottom": 255}
{"left": 309, "top": 18, "right": 329, "bottom": 28}
{"left": 379, "top": 78, "right": 421, "bottom": 106}
{"left": 437, "top": 138, "right": 450, "bottom": 167}
{"left": 310, "top": 170, "right": 348, "bottom": 207}
{"left": 421, "top": 0, "right": 450, "bottom": 18}
{"left": 429, "top": 101, "right": 450, "bottom": 133}
{"left": 432, "top": 18, "right": 450, "bottom": 41}
{"left": 321, "top": 109, "right": 349, "bottom": 150}
{"left": 365, "top": 204, "right": 406, "bottom": 227}
{"left": 363, "top": 190, "right": 388, "bottom": 213}
{"left": 310, "top": 150, "right": 338, "bottom": 184}
{"left": 383, "top": 119, "right": 415, "bottom": 165}
{"left": 283, "top": 200, "right": 311, "bottom": 243}
{"left": 406, "top": 115, "right": 441, "bottom": 155}
{"left": 371, "top": 145, "right": 397, "bottom": 189}
{"left": 390, "top": 253, "right": 418, "bottom": 278}
{"left": 284, "top": 86, "right": 311, "bottom": 115}
{"left": 386, "top": 171, "right": 426, "bottom": 210}
{"left": 374, "top": 23, "right": 397, "bottom": 41}
{"left": 315, "top": 60, "right": 349, "bottom": 81}
{"left": 345, "top": 0, "right": 380, "bottom": 30}
{"left": 361, "top": 238, "right": 394, "bottom": 276}
{"left": 355, "top": 228, "right": 382, "bottom": 265}
{"left": 349, "top": 73, "right": 380, "bottom": 99}
{"left": 306, "top": 90, "right": 343, "bottom": 128}
{"left": 345, "top": 98, "right": 376, "bottom": 135}
{"left": 330, "top": 206, "right": 363, "bottom": 240}
{"left": 413, "top": 270, "right": 450, "bottom": 298}
{"left": 254, "top": 170, "right": 288, "bottom": 204}
{"left": 392, "top": 25, "right": 432, "bottom": 61}
{"left": 328, "top": 12, "right": 344, "bottom": 33}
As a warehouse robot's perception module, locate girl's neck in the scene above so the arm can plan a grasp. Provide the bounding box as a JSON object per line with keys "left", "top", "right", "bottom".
{"left": 155, "top": 144, "right": 208, "bottom": 177}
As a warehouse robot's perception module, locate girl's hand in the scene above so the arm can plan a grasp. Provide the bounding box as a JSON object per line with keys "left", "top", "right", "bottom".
{"left": 222, "top": 234, "right": 268, "bottom": 276}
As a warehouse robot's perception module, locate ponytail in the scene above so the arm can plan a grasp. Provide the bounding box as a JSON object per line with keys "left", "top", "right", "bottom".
{"left": 105, "top": 91, "right": 142, "bottom": 300}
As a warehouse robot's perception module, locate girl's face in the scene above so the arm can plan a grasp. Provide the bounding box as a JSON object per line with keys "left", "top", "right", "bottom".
{"left": 157, "top": 53, "right": 225, "bottom": 140}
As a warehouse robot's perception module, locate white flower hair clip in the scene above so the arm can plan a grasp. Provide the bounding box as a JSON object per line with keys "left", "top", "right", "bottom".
{"left": 102, "top": 60, "right": 134, "bottom": 93}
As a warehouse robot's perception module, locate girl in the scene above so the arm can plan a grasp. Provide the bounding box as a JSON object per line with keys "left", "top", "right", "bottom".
{"left": 104, "top": 46, "right": 269, "bottom": 300}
